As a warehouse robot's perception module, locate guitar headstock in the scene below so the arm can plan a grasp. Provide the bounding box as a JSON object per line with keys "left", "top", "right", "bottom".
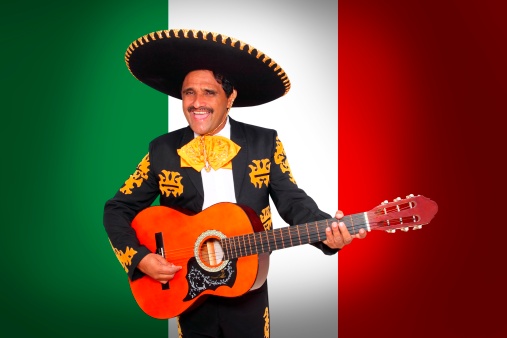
{"left": 367, "top": 194, "right": 438, "bottom": 233}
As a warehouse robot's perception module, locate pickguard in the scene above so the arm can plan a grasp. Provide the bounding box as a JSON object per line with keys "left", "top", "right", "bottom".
{"left": 183, "top": 258, "right": 237, "bottom": 301}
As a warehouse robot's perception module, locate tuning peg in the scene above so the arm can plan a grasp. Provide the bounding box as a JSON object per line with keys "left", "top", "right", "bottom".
{"left": 386, "top": 229, "right": 396, "bottom": 233}
{"left": 406, "top": 194, "right": 415, "bottom": 198}
{"left": 412, "top": 225, "right": 423, "bottom": 230}
{"left": 381, "top": 200, "right": 389, "bottom": 205}
{"left": 401, "top": 227, "right": 409, "bottom": 232}
{"left": 393, "top": 197, "right": 401, "bottom": 202}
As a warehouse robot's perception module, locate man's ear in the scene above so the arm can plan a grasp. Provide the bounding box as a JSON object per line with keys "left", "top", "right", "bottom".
{"left": 228, "top": 89, "right": 238, "bottom": 108}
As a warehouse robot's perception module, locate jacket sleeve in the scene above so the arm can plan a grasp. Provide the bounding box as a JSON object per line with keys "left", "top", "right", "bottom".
{"left": 268, "top": 133, "right": 338, "bottom": 255}
{"left": 103, "top": 150, "right": 161, "bottom": 280}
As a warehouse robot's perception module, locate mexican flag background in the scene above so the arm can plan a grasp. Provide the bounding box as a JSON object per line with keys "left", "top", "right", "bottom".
{"left": 1, "top": 0, "right": 506, "bottom": 337}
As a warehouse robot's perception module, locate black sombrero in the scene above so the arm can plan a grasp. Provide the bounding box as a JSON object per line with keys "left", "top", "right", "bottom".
{"left": 125, "top": 29, "right": 291, "bottom": 107}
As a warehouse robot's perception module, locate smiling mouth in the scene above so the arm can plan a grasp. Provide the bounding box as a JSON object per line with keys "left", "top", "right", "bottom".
{"left": 188, "top": 107, "right": 213, "bottom": 120}
{"left": 188, "top": 107, "right": 213, "bottom": 114}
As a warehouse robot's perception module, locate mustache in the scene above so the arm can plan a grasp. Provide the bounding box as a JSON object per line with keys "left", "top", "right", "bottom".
{"left": 187, "top": 106, "right": 213, "bottom": 114}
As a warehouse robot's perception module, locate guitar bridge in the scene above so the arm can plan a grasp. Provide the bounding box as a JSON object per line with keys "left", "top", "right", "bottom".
{"left": 155, "top": 232, "right": 169, "bottom": 290}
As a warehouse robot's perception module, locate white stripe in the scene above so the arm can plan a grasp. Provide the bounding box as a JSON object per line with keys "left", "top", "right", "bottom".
{"left": 168, "top": 1, "right": 337, "bottom": 337}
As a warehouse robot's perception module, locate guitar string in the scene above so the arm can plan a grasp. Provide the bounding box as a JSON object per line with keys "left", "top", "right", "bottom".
{"left": 156, "top": 218, "right": 344, "bottom": 259}
{"left": 155, "top": 203, "right": 420, "bottom": 263}
{"left": 159, "top": 217, "right": 417, "bottom": 263}
{"left": 160, "top": 219, "right": 387, "bottom": 264}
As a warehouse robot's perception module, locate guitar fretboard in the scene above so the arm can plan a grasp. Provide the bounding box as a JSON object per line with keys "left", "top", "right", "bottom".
{"left": 221, "top": 213, "right": 370, "bottom": 260}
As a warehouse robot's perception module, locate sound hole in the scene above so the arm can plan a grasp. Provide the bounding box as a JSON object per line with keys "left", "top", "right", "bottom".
{"left": 194, "top": 230, "right": 228, "bottom": 272}
{"left": 199, "top": 238, "right": 224, "bottom": 268}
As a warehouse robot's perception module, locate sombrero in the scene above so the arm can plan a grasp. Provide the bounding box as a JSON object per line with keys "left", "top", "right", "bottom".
{"left": 125, "top": 29, "right": 291, "bottom": 107}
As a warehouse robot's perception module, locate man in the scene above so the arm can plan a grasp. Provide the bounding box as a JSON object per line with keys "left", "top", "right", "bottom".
{"left": 104, "top": 28, "right": 366, "bottom": 338}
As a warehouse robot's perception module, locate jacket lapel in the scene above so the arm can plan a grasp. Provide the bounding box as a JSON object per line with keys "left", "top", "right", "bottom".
{"left": 179, "top": 127, "right": 204, "bottom": 200}
{"left": 230, "top": 118, "right": 248, "bottom": 201}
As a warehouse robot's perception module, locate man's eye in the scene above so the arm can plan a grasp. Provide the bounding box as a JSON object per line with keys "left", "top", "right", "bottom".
{"left": 183, "top": 91, "right": 194, "bottom": 96}
{"left": 204, "top": 90, "right": 216, "bottom": 95}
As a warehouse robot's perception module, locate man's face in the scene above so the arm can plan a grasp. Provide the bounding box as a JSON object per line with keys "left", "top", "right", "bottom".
{"left": 181, "top": 70, "right": 237, "bottom": 135}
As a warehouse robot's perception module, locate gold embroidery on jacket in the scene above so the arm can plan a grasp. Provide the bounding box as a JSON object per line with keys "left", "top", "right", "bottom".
{"left": 159, "top": 170, "right": 184, "bottom": 197}
{"left": 263, "top": 307, "right": 270, "bottom": 338}
{"left": 249, "top": 159, "right": 270, "bottom": 188}
{"left": 260, "top": 206, "right": 272, "bottom": 231}
{"left": 274, "top": 137, "right": 296, "bottom": 184}
{"left": 177, "top": 317, "right": 183, "bottom": 338}
{"left": 110, "top": 240, "right": 137, "bottom": 273}
{"left": 120, "top": 154, "right": 150, "bottom": 194}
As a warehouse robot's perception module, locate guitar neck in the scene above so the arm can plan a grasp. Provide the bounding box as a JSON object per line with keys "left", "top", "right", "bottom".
{"left": 221, "top": 213, "right": 369, "bottom": 260}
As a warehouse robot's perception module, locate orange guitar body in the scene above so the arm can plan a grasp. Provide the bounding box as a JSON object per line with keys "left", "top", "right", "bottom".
{"left": 129, "top": 203, "right": 269, "bottom": 319}
{"left": 127, "top": 194, "right": 438, "bottom": 319}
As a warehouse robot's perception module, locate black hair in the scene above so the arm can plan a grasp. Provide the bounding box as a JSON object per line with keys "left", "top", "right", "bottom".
{"left": 213, "top": 72, "right": 235, "bottom": 98}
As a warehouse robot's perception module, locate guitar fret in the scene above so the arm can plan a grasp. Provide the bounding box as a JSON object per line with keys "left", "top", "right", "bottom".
{"left": 257, "top": 232, "right": 264, "bottom": 254}
{"left": 224, "top": 212, "right": 373, "bottom": 261}
{"left": 252, "top": 233, "right": 259, "bottom": 254}
{"left": 243, "top": 235, "right": 248, "bottom": 256}
{"left": 247, "top": 233, "right": 252, "bottom": 256}
{"left": 236, "top": 235, "right": 242, "bottom": 257}
{"left": 236, "top": 236, "right": 242, "bottom": 257}
{"left": 320, "top": 220, "right": 328, "bottom": 242}
{"left": 349, "top": 215, "right": 356, "bottom": 235}
{"left": 232, "top": 237, "right": 238, "bottom": 259}
{"left": 240, "top": 235, "right": 245, "bottom": 257}
{"left": 222, "top": 238, "right": 228, "bottom": 260}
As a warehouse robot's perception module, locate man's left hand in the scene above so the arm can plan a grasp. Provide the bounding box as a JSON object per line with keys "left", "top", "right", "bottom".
{"left": 323, "top": 210, "right": 367, "bottom": 249}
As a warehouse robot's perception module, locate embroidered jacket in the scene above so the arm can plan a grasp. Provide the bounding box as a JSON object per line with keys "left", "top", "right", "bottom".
{"left": 104, "top": 118, "right": 337, "bottom": 280}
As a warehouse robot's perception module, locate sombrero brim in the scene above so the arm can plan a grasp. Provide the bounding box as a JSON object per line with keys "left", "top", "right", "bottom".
{"left": 125, "top": 29, "right": 291, "bottom": 107}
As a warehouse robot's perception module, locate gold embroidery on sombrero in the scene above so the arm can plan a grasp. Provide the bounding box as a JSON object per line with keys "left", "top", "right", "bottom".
{"left": 249, "top": 159, "right": 270, "bottom": 188}
{"left": 158, "top": 170, "right": 184, "bottom": 197}
{"left": 124, "top": 29, "right": 290, "bottom": 96}
{"left": 260, "top": 206, "right": 272, "bottom": 231}
{"left": 274, "top": 137, "right": 296, "bottom": 185}
{"left": 120, "top": 154, "right": 150, "bottom": 194}
{"left": 263, "top": 307, "right": 270, "bottom": 338}
{"left": 109, "top": 240, "right": 137, "bottom": 273}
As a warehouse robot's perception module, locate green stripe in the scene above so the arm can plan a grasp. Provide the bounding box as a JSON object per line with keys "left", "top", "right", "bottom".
{"left": 1, "top": 1, "right": 168, "bottom": 337}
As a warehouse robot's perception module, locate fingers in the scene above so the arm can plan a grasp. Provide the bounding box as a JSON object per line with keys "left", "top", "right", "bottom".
{"left": 356, "top": 228, "right": 367, "bottom": 239}
{"left": 324, "top": 221, "right": 351, "bottom": 249}
{"left": 324, "top": 214, "right": 368, "bottom": 249}
{"left": 158, "top": 263, "right": 183, "bottom": 283}
{"left": 335, "top": 210, "right": 344, "bottom": 219}
{"left": 138, "top": 253, "right": 182, "bottom": 283}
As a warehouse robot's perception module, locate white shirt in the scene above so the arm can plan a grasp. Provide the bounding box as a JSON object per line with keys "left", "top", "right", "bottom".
{"left": 197, "top": 117, "right": 237, "bottom": 210}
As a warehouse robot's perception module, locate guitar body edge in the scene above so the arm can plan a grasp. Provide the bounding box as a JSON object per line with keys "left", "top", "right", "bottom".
{"left": 129, "top": 202, "right": 270, "bottom": 319}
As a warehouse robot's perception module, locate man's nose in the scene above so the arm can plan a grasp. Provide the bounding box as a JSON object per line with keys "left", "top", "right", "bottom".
{"left": 191, "top": 93, "right": 205, "bottom": 108}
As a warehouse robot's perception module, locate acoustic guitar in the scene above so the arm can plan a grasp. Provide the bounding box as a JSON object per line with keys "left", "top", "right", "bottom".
{"left": 129, "top": 194, "right": 438, "bottom": 319}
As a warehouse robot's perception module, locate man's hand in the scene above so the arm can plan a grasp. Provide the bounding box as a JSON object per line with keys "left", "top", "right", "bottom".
{"left": 137, "top": 253, "right": 182, "bottom": 283}
{"left": 323, "top": 210, "right": 367, "bottom": 249}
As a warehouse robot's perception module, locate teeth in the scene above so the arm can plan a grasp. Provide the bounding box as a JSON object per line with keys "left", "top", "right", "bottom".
{"left": 194, "top": 111, "right": 210, "bottom": 115}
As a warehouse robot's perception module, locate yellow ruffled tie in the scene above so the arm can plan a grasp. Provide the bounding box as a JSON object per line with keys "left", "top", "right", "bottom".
{"left": 177, "top": 135, "right": 241, "bottom": 172}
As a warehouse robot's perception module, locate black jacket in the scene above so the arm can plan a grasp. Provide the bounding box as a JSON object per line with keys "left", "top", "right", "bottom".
{"left": 104, "top": 118, "right": 337, "bottom": 281}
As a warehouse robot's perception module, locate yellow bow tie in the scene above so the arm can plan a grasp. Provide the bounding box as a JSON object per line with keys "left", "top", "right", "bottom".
{"left": 177, "top": 135, "right": 241, "bottom": 172}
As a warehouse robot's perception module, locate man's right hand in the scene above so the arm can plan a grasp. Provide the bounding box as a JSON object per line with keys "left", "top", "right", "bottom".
{"left": 137, "top": 253, "right": 182, "bottom": 283}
